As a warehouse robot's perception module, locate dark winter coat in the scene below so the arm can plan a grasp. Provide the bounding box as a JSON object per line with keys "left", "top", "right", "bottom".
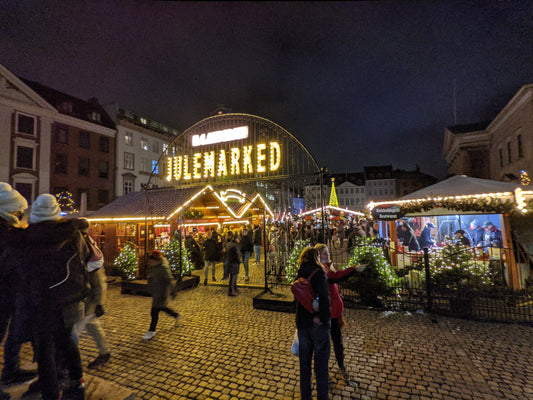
{"left": 295, "top": 261, "right": 330, "bottom": 330}
{"left": 203, "top": 237, "right": 219, "bottom": 261}
{"left": 252, "top": 228, "right": 262, "bottom": 246}
{"left": 239, "top": 232, "right": 253, "bottom": 254}
{"left": 418, "top": 226, "right": 435, "bottom": 249}
{"left": 147, "top": 257, "right": 173, "bottom": 308}
{"left": 225, "top": 240, "right": 241, "bottom": 274}
{"left": 0, "top": 221, "right": 24, "bottom": 313}
{"left": 21, "top": 219, "right": 90, "bottom": 311}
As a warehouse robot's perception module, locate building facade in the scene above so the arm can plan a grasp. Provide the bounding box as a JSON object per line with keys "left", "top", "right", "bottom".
{"left": 0, "top": 64, "right": 116, "bottom": 210}
{"left": 443, "top": 84, "right": 533, "bottom": 183}
{"left": 104, "top": 103, "right": 180, "bottom": 197}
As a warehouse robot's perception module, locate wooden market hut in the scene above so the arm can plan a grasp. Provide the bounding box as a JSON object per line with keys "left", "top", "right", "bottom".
{"left": 87, "top": 185, "right": 274, "bottom": 276}
{"left": 367, "top": 175, "right": 533, "bottom": 289}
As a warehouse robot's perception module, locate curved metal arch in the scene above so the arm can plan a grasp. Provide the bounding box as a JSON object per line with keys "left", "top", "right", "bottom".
{"left": 147, "top": 113, "right": 321, "bottom": 188}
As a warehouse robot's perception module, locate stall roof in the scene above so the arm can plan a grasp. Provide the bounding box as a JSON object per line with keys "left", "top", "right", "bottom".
{"left": 87, "top": 185, "right": 274, "bottom": 222}
{"left": 400, "top": 175, "right": 520, "bottom": 200}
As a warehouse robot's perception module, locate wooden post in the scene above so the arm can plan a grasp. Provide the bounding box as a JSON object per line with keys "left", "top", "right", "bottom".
{"left": 501, "top": 214, "right": 520, "bottom": 289}
{"left": 389, "top": 220, "right": 398, "bottom": 267}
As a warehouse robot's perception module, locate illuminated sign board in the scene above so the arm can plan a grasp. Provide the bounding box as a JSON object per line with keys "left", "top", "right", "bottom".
{"left": 166, "top": 141, "right": 281, "bottom": 182}
{"left": 192, "top": 126, "right": 248, "bottom": 147}
{"left": 371, "top": 204, "right": 404, "bottom": 220}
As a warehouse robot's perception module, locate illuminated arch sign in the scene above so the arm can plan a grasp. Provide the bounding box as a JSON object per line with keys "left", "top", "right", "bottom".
{"left": 166, "top": 133, "right": 281, "bottom": 182}
{"left": 157, "top": 113, "right": 319, "bottom": 187}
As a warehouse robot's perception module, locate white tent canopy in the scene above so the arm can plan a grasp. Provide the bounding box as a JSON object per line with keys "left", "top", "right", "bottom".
{"left": 400, "top": 175, "right": 520, "bottom": 200}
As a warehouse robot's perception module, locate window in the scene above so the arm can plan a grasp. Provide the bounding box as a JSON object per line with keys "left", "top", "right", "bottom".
{"left": 99, "top": 161, "right": 109, "bottom": 178}
{"left": 152, "top": 141, "right": 159, "bottom": 153}
{"left": 350, "top": 188, "right": 354, "bottom": 194}
{"left": 16, "top": 113, "right": 36, "bottom": 135}
{"left": 60, "top": 102, "right": 73, "bottom": 113}
{"left": 499, "top": 148, "right": 504, "bottom": 168}
{"left": 162, "top": 143, "right": 168, "bottom": 152}
{"left": 124, "top": 152, "right": 134, "bottom": 170}
{"left": 15, "top": 182, "right": 32, "bottom": 202}
{"left": 140, "top": 137, "right": 149, "bottom": 151}
{"left": 99, "top": 136, "right": 109, "bottom": 153}
{"left": 79, "top": 157, "right": 90, "bottom": 176}
{"left": 141, "top": 158, "right": 150, "bottom": 172}
{"left": 90, "top": 112, "right": 101, "bottom": 122}
{"left": 507, "top": 142, "right": 512, "bottom": 164}
{"left": 79, "top": 131, "right": 90, "bottom": 149}
{"left": 151, "top": 160, "right": 159, "bottom": 174}
{"left": 97, "top": 189, "right": 109, "bottom": 206}
{"left": 124, "top": 180, "right": 133, "bottom": 195}
{"left": 16, "top": 146, "right": 34, "bottom": 169}
{"left": 125, "top": 132, "right": 133, "bottom": 145}
{"left": 56, "top": 125, "right": 68, "bottom": 144}
{"left": 518, "top": 134, "right": 524, "bottom": 159}
{"left": 54, "top": 154, "right": 68, "bottom": 174}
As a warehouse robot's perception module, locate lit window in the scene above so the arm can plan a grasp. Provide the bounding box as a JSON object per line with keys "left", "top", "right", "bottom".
{"left": 90, "top": 112, "right": 101, "bottom": 122}
{"left": 141, "top": 137, "right": 149, "bottom": 151}
{"left": 124, "top": 152, "right": 134, "bottom": 170}
{"left": 125, "top": 132, "right": 133, "bottom": 145}
{"left": 152, "top": 160, "right": 159, "bottom": 174}
{"left": 140, "top": 117, "right": 147, "bottom": 125}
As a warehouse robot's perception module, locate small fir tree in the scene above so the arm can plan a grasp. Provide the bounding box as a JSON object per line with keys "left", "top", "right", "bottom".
{"left": 162, "top": 238, "right": 193, "bottom": 278}
{"left": 285, "top": 239, "right": 311, "bottom": 282}
{"left": 114, "top": 242, "right": 138, "bottom": 280}
{"left": 55, "top": 191, "right": 78, "bottom": 214}
{"left": 344, "top": 237, "right": 399, "bottom": 307}
{"left": 428, "top": 243, "right": 491, "bottom": 289}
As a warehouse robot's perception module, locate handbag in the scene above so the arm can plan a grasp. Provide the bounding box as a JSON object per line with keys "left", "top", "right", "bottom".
{"left": 291, "top": 268, "right": 320, "bottom": 313}
{"left": 291, "top": 329, "right": 299, "bottom": 356}
{"left": 86, "top": 235, "right": 104, "bottom": 272}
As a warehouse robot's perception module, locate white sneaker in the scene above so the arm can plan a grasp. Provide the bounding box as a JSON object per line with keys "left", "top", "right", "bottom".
{"left": 142, "top": 331, "right": 156, "bottom": 340}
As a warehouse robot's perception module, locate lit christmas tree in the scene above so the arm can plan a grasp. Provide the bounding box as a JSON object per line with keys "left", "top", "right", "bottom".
{"left": 162, "top": 237, "right": 193, "bottom": 278}
{"left": 285, "top": 239, "right": 311, "bottom": 282}
{"left": 344, "top": 237, "right": 399, "bottom": 307}
{"left": 55, "top": 190, "right": 78, "bottom": 214}
{"left": 329, "top": 178, "right": 339, "bottom": 207}
{"left": 113, "top": 242, "right": 138, "bottom": 280}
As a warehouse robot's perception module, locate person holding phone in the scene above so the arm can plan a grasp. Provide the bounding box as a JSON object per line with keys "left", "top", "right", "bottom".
{"left": 315, "top": 243, "right": 366, "bottom": 381}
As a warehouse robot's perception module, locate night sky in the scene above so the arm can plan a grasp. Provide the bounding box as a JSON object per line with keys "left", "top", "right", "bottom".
{"left": 2, "top": 1, "right": 533, "bottom": 179}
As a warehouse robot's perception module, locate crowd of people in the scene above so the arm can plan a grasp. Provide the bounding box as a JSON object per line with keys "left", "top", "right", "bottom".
{"left": 0, "top": 185, "right": 109, "bottom": 400}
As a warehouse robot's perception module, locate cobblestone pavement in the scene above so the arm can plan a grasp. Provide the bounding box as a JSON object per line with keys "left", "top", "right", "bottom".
{"left": 2, "top": 277, "right": 533, "bottom": 399}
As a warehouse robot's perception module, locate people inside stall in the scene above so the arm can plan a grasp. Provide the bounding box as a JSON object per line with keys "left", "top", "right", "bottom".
{"left": 481, "top": 221, "right": 503, "bottom": 249}
{"left": 469, "top": 219, "right": 484, "bottom": 247}
{"left": 398, "top": 221, "right": 420, "bottom": 252}
{"left": 453, "top": 229, "right": 471, "bottom": 247}
{"left": 418, "top": 222, "right": 436, "bottom": 249}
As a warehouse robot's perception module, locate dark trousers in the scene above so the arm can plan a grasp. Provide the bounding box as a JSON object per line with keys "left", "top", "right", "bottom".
{"left": 32, "top": 306, "right": 83, "bottom": 400}
{"left": 298, "top": 323, "right": 330, "bottom": 400}
{"left": 149, "top": 307, "right": 178, "bottom": 331}
{"left": 330, "top": 318, "right": 344, "bottom": 369}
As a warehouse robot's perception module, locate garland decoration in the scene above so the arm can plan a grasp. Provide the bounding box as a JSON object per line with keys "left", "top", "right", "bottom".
{"left": 399, "top": 197, "right": 516, "bottom": 215}
{"left": 183, "top": 210, "right": 204, "bottom": 219}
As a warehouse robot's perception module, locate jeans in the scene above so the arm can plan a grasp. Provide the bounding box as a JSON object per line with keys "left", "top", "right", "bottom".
{"left": 86, "top": 315, "right": 110, "bottom": 355}
{"left": 330, "top": 318, "right": 344, "bottom": 369}
{"left": 229, "top": 273, "right": 238, "bottom": 294}
{"left": 254, "top": 245, "right": 261, "bottom": 264}
{"left": 149, "top": 307, "right": 178, "bottom": 332}
{"left": 242, "top": 252, "right": 251, "bottom": 278}
{"left": 204, "top": 260, "right": 216, "bottom": 281}
{"left": 298, "top": 323, "right": 330, "bottom": 400}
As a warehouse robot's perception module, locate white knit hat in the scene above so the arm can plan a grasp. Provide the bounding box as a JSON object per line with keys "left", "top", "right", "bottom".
{"left": 29, "top": 194, "right": 62, "bottom": 223}
{"left": 0, "top": 182, "right": 28, "bottom": 213}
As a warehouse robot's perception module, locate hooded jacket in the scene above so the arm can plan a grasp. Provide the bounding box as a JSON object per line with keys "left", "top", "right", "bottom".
{"left": 21, "top": 219, "right": 90, "bottom": 309}
{"left": 147, "top": 257, "right": 173, "bottom": 308}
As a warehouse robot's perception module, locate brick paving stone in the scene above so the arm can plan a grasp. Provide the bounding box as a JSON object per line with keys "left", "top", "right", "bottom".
{"left": 2, "top": 282, "right": 533, "bottom": 399}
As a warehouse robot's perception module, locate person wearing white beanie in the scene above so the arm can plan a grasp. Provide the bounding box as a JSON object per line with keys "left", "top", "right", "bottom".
{"left": 28, "top": 194, "right": 62, "bottom": 224}
{"left": 0, "top": 183, "right": 28, "bottom": 226}
{"left": 0, "top": 184, "right": 36, "bottom": 394}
